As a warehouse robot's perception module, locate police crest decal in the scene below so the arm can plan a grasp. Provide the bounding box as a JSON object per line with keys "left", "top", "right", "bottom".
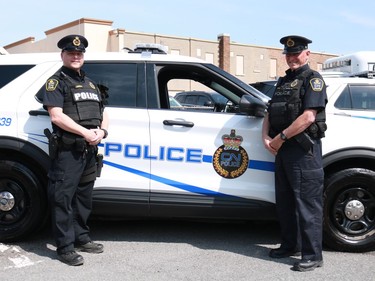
{"left": 213, "top": 129, "right": 249, "bottom": 179}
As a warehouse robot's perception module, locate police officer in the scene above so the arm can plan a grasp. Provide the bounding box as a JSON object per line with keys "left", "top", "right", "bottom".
{"left": 262, "top": 35, "right": 327, "bottom": 272}
{"left": 41, "top": 34, "right": 109, "bottom": 266}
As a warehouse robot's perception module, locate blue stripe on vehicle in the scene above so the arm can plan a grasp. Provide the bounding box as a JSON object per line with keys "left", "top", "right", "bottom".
{"left": 27, "top": 133, "right": 48, "bottom": 145}
{"left": 351, "top": 115, "right": 375, "bottom": 120}
{"left": 104, "top": 160, "right": 236, "bottom": 197}
{"left": 249, "top": 160, "right": 275, "bottom": 172}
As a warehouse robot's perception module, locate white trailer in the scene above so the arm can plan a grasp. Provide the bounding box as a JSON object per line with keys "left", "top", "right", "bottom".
{"left": 322, "top": 51, "right": 375, "bottom": 77}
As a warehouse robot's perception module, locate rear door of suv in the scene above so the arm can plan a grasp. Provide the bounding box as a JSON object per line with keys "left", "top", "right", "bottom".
{"left": 84, "top": 62, "right": 151, "bottom": 216}
{"left": 332, "top": 83, "right": 375, "bottom": 119}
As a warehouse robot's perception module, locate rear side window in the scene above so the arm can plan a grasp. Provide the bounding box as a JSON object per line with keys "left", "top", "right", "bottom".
{"left": 185, "top": 95, "right": 197, "bottom": 105}
{"left": 197, "top": 95, "right": 210, "bottom": 105}
{"left": 0, "top": 65, "right": 35, "bottom": 89}
{"left": 83, "top": 63, "right": 140, "bottom": 108}
{"left": 334, "top": 85, "right": 375, "bottom": 110}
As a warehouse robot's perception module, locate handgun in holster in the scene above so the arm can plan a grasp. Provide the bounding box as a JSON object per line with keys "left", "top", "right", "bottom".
{"left": 96, "top": 154, "right": 104, "bottom": 177}
{"left": 44, "top": 128, "right": 59, "bottom": 159}
{"left": 293, "top": 132, "right": 314, "bottom": 152}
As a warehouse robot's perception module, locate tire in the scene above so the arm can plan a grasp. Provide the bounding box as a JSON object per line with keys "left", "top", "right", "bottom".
{"left": 0, "top": 160, "right": 48, "bottom": 242}
{"left": 323, "top": 168, "right": 375, "bottom": 252}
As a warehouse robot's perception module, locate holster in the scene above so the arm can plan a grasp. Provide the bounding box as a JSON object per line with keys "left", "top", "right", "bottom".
{"left": 79, "top": 152, "right": 102, "bottom": 184}
{"left": 96, "top": 154, "right": 104, "bottom": 177}
{"left": 44, "top": 128, "right": 59, "bottom": 159}
{"left": 293, "top": 132, "right": 314, "bottom": 152}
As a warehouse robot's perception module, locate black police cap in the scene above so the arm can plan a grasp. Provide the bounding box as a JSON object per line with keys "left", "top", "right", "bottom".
{"left": 280, "top": 35, "right": 312, "bottom": 54}
{"left": 57, "top": 35, "right": 88, "bottom": 52}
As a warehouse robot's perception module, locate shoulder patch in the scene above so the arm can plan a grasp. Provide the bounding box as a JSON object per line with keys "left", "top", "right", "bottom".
{"left": 310, "top": 78, "right": 324, "bottom": 92}
{"left": 46, "top": 79, "right": 59, "bottom": 91}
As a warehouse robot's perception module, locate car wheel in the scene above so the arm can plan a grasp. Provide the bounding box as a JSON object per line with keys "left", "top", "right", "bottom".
{"left": 323, "top": 168, "right": 375, "bottom": 252}
{"left": 0, "top": 160, "right": 48, "bottom": 242}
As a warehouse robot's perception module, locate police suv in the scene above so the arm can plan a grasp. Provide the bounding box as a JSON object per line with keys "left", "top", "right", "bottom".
{"left": 0, "top": 45, "right": 374, "bottom": 253}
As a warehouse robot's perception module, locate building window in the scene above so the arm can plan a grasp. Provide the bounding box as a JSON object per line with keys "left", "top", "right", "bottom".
{"left": 270, "top": 59, "right": 277, "bottom": 79}
{"left": 205, "top": 53, "right": 214, "bottom": 64}
{"left": 236, "top": 55, "right": 244, "bottom": 76}
{"left": 317, "top": 63, "right": 323, "bottom": 71}
{"left": 170, "top": 49, "right": 180, "bottom": 56}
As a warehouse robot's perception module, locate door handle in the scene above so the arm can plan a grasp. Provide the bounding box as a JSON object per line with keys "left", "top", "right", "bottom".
{"left": 163, "top": 120, "right": 194, "bottom": 127}
{"left": 29, "top": 110, "right": 49, "bottom": 116}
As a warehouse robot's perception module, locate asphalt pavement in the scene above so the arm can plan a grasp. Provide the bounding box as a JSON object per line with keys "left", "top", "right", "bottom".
{"left": 1, "top": 220, "right": 374, "bottom": 281}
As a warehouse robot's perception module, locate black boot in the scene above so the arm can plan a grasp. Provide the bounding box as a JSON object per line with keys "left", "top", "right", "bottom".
{"left": 76, "top": 241, "right": 104, "bottom": 253}
{"left": 57, "top": 251, "right": 84, "bottom": 266}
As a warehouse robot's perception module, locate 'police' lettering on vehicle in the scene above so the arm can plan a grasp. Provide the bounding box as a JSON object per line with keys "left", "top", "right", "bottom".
{"left": 104, "top": 142, "right": 202, "bottom": 163}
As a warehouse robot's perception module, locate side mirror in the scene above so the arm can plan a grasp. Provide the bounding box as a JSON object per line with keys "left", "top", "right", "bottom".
{"left": 239, "top": 94, "right": 267, "bottom": 117}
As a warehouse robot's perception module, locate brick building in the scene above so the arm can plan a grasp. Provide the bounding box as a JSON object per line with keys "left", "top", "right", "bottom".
{"left": 3, "top": 18, "right": 337, "bottom": 84}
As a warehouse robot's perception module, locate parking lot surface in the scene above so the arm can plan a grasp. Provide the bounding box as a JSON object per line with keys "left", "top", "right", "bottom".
{"left": 1, "top": 220, "right": 374, "bottom": 281}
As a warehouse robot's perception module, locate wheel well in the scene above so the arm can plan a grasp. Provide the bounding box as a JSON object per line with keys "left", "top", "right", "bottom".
{"left": 323, "top": 147, "right": 375, "bottom": 178}
{"left": 0, "top": 137, "right": 49, "bottom": 186}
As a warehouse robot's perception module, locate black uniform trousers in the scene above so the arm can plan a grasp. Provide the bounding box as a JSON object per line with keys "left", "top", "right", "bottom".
{"left": 274, "top": 138, "right": 324, "bottom": 261}
{"left": 47, "top": 146, "right": 97, "bottom": 254}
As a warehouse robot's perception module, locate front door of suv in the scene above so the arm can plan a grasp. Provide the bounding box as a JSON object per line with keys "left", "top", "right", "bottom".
{"left": 146, "top": 63, "right": 275, "bottom": 219}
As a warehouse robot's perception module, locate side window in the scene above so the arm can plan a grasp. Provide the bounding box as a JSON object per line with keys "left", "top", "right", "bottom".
{"left": 0, "top": 65, "right": 35, "bottom": 89}
{"left": 185, "top": 95, "right": 197, "bottom": 105}
{"left": 83, "top": 63, "right": 140, "bottom": 108}
{"left": 334, "top": 85, "right": 351, "bottom": 109}
{"left": 197, "top": 95, "right": 210, "bottom": 106}
{"left": 335, "top": 85, "right": 375, "bottom": 111}
{"left": 350, "top": 85, "right": 375, "bottom": 110}
{"left": 175, "top": 95, "right": 185, "bottom": 104}
{"left": 156, "top": 64, "right": 240, "bottom": 113}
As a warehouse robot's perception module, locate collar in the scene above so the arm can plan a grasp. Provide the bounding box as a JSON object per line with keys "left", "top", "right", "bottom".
{"left": 285, "top": 64, "right": 310, "bottom": 78}
{"left": 61, "top": 66, "right": 85, "bottom": 80}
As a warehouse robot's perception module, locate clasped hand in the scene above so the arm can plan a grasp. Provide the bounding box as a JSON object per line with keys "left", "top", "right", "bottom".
{"left": 264, "top": 136, "right": 283, "bottom": 156}
{"left": 84, "top": 128, "right": 104, "bottom": 146}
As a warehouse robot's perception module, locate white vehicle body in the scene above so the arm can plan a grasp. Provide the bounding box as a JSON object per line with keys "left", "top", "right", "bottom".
{"left": 0, "top": 47, "right": 374, "bottom": 252}
{"left": 323, "top": 75, "right": 375, "bottom": 154}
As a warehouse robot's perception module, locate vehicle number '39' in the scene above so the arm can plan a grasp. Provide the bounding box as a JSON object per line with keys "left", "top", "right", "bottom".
{"left": 0, "top": 117, "right": 12, "bottom": 126}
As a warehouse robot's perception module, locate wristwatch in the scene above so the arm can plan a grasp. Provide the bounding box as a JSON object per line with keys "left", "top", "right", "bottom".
{"left": 101, "top": 128, "right": 108, "bottom": 139}
{"left": 280, "top": 131, "right": 288, "bottom": 141}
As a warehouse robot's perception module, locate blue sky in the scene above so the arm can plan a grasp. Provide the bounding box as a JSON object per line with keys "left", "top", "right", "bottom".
{"left": 1, "top": 1, "right": 374, "bottom": 55}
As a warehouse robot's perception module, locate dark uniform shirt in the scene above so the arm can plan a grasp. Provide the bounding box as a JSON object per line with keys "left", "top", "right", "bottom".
{"left": 282, "top": 64, "right": 327, "bottom": 112}
{"left": 42, "top": 66, "right": 85, "bottom": 109}
{"left": 42, "top": 65, "right": 103, "bottom": 130}
{"left": 269, "top": 64, "right": 327, "bottom": 138}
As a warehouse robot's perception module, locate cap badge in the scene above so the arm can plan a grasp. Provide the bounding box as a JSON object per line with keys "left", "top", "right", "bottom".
{"left": 73, "top": 37, "right": 81, "bottom": 47}
{"left": 286, "top": 38, "right": 295, "bottom": 47}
